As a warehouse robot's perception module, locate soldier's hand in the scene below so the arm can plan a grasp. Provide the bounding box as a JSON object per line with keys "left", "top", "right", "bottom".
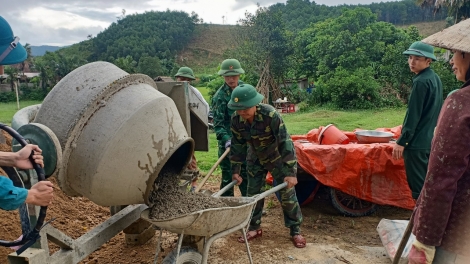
{"left": 232, "top": 173, "right": 243, "bottom": 185}
{"left": 392, "top": 143, "right": 404, "bottom": 160}
{"left": 284, "top": 176, "right": 297, "bottom": 189}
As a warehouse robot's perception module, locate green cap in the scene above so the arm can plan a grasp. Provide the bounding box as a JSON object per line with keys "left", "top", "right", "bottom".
{"left": 227, "top": 84, "right": 264, "bottom": 110}
{"left": 175, "top": 67, "right": 196, "bottom": 80}
{"left": 403, "top": 41, "right": 437, "bottom": 61}
{"left": 218, "top": 59, "right": 245, "bottom": 76}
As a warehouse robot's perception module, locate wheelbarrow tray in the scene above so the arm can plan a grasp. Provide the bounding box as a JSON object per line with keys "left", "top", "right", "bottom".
{"left": 140, "top": 196, "right": 256, "bottom": 237}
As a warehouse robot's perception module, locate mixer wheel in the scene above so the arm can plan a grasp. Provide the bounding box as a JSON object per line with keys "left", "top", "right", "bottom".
{"left": 12, "top": 123, "right": 62, "bottom": 178}
{"left": 162, "top": 246, "right": 202, "bottom": 264}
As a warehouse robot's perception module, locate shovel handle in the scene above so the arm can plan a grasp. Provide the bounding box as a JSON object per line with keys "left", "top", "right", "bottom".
{"left": 194, "top": 147, "right": 230, "bottom": 193}
{"left": 392, "top": 212, "right": 415, "bottom": 264}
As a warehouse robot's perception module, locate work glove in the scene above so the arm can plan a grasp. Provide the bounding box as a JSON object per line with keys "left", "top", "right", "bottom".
{"left": 408, "top": 240, "right": 435, "bottom": 264}
{"left": 225, "top": 139, "right": 231, "bottom": 149}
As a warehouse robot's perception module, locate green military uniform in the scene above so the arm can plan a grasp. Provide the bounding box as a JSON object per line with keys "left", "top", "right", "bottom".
{"left": 211, "top": 59, "right": 247, "bottom": 196}
{"left": 229, "top": 85, "right": 303, "bottom": 236}
{"left": 399, "top": 42, "right": 443, "bottom": 199}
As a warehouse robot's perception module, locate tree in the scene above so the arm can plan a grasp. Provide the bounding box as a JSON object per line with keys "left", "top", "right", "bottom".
{"left": 21, "top": 43, "right": 33, "bottom": 75}
{"left": 417, "top": 0, "right": 470, "bottom": 22}
{"left": 295, "top": 8, "right": 422, "bottom": 108}
{"left": 114, "top": 55, "right": 137, "bottom": 73}
{"left": 4, "top": 66, "right": 18, "bottom": 92}
{"left": 137, "top": 56, "right": 163, "bottom": 78}
{"left": 230, "top": 6, "right": 292, "bottom": 85}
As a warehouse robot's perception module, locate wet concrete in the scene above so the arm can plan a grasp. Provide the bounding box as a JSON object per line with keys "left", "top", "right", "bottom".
{"left": 149, "top": 168, "right": 227, "bottom": 220}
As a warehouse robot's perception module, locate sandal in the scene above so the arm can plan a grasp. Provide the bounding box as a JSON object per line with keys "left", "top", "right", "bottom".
{"left": 238, "top": 229, "right": 262, "bottom": 243}
{"left": 291, "top": 234, "right": 306, "bottom": 248}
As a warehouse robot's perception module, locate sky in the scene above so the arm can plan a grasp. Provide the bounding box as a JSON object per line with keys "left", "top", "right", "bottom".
{"left": 2, "top": 0, "right": 400, "bottom": 47}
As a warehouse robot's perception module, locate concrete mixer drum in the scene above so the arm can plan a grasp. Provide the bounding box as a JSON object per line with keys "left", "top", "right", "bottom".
{"left": 34, "top": 61, "right": 196, "bottom": 206}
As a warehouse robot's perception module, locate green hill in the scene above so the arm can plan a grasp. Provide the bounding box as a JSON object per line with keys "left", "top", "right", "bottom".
{"left": 399, "top": 20, "right": 448, "bottom": 37}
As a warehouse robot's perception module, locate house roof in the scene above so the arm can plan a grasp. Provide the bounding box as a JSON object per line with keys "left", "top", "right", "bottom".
{"left": 0, "top": 72, "right": 40, "bottom": 79}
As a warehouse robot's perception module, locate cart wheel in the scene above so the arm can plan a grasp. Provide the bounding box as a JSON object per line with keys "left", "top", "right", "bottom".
{"left": 330, "top": 188, "right": 377, "bottom": 217}
{"left": 162, "top": 247, "right": 202, "bottom": 264}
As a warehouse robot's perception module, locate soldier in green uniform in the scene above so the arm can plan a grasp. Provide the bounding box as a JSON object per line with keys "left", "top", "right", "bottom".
{"left": 211, "top": 59, "right": 248, "bottom": 196}
{"left": 393, "top": 41, "right": 443, "bottom": 200}
{"left": 228, "top": 84, "right": 306, "bottom": 248}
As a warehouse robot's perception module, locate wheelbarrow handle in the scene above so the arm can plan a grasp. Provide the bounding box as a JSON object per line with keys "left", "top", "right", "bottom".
{"left": 212, "top": 180, "right": 238, "bottom": 198}
{"left": 253, "top": 182, "right": 288, "bottom": 201}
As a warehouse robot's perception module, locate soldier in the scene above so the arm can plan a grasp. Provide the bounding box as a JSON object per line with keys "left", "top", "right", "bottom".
{"left": 228, "top": 84, "right": 306, "bottom": 248}
{"left": 211, "top": 59, "right": 248, "bottom": 196}
{"left": 392, "top": 41, "right": 443, "bottom": 200}
{"left": 174, "top": 66, "right": 209, "bottom": 192}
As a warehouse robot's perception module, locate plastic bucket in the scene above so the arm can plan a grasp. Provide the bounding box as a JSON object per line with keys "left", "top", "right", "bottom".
{"left": 319, "top": 124, "right": 350, "bottom": 145}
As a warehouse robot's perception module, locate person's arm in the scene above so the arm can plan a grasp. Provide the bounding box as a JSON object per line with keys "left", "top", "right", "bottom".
{"left": 211, "top": 88, "right": 231, "bottom": 144}
{"left": 0, "top": 178, "right": 54, "bottom": 210}
{"left": 0, "top": 144, "right": 44, "bottom": 169}
{"left": 396, "top": 81, "right": 428, "bottom": 147}
{"left": 0, "top": 176, "right": 28, "bottom": 210}
{"left": 230, "top": 116, "right": 247, "bottom": 179}
{"left": 413, "top": 92, "right": 470, "bottom": 246}
{"left": 271, "top": 113, "right": 297, "bottom": 179}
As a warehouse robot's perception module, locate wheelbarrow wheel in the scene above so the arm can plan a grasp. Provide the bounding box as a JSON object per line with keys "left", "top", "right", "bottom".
{"left": 162, "top": 246, "right": 202, "bottom": 264}
{"left": 330, "top": 188, "right": 377, "bottom": 217}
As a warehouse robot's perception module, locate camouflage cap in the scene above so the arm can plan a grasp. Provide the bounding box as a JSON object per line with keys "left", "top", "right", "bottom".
{"left": 217, "top": 59, "right": 245, "bottom": 76}
{"left": 228, "top": 84, "right": 264, "bottom": 110}
{"left": 175, "top": 66, "right": 196, "bottom": 80}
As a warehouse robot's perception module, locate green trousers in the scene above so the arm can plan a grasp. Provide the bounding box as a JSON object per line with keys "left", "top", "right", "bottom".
{"left": 247, "top": 158, "right": 302, "bottom": 236}
{"left": 403, "top": 149, "right": 430, "bottom": 199}
{"left": 218, "top": 144, "right": 247, "bottom": 197}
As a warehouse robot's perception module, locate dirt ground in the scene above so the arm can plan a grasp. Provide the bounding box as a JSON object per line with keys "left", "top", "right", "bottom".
{"left": 0, "top": 130, "right": 412, "bottom": 263}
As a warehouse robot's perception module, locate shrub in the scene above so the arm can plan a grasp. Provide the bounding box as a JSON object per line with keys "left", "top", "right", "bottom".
{"left": 206, "top": 77, "right": 225, "bottom": 101}
{"left": 431, "top": 60, "right": 461, "bottom": 98}
{"left": 19, "top": 84, "right": 48, "bottom": 101}
{"left": 321, "top": 67, "right": 381, "bottom": 109}
{"left": 0, "top": 92, "right": 17, "bottom": 103}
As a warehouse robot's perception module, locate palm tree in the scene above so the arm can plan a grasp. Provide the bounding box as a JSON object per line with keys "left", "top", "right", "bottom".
{"left": 417, "top": 0, "right": 470, "bottom": 23}
{"left": 4, "top": 66, "right": 18, "bottom": 92}
{"left": 21, "top": 43, "right": 33, "bottom": 75}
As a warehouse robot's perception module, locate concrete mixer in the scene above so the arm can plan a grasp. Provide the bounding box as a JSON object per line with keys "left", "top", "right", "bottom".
{"left": 6, "top": 61, "right": 209, "bottom": 264}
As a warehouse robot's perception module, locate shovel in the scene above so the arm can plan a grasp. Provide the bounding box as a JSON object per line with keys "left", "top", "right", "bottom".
{"left": 194, "top": 147, "right": 230, "bottom": 193}
{"left": 392, "top": 205, "right": 418, "bottom": 264}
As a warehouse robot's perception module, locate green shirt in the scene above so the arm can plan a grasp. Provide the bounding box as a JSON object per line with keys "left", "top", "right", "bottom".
{"left": 397, "top": 67, "right": 443, "bottom": 149}
{"left": 230, "top": 104, "right": 297, "bottom": 179}
{"left": 211, "top": 80, "right": 243, "bottom": 144}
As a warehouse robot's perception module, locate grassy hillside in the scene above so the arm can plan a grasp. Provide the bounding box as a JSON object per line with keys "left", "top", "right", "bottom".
{"left": 181, "top": 20, "right": 447, "bottom": 74}
{"left": 176, "top": 24, "right": 240, "bottom": 74}
{"left": 399, "top": 20, "right": 447, "bottom": 37}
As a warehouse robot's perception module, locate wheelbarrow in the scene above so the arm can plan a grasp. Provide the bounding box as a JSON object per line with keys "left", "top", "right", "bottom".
{"left": 140, "top": 180, "right": 288, "bottom": 264}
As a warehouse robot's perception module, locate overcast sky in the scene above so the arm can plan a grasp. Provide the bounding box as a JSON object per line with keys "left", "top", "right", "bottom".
{"left": 2, "top": 0, "right": 400, "bottom": 46}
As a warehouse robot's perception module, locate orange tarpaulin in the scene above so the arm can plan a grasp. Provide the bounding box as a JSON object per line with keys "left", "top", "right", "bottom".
{"left": 268, "top": 125, "right": 415, "bottom": 210}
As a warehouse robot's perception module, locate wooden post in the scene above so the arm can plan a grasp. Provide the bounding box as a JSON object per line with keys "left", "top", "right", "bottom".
{"left": 14, "top": 80, "right": 19, "bottom": 110}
